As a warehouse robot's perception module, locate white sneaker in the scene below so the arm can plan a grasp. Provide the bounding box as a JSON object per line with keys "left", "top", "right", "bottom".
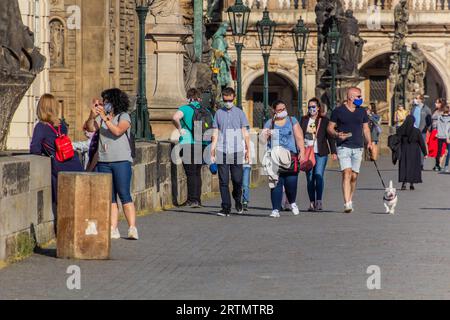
{"left": 291, "top": 203, "right": 300, "bottom": 215}
{"left": 315, "top": 200, "right": 323, "bottom": 211}
{"left": 111, "top": 227, "right": 121, "bottom": 239}
{"left": 344, "top": 202, "right": 353, "bottom": 213}
{"left": 270, "top": 209, "right": 280, "bottom": 218}
{"left": 445, "top": 166, "right": 449, "bottom": 173}
{"left": 128, "top": 226, "right": 139, "bottom": 240}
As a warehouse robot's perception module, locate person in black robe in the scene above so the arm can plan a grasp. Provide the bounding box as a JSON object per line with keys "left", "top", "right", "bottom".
{"left": 397, "top": 115, "right": 428, "bottom": 190}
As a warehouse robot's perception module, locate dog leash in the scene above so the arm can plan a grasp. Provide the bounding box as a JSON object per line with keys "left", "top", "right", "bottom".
{"left": 372, "top": 160, "right": 386, "bottom": 189}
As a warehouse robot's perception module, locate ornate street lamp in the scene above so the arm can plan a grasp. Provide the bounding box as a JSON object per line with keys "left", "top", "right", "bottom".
{"left": 292, "top": 18, "right": 309, "bottom": 118}
{"left": 227, "top": 0, "right": 251, "bottom": 109}
{"left": 256, "top": 9, "right": 276, "bottom": 126}
{"left": 327, "top": 19, "right": 341, "bottom": 114}
{"left": 134, "top": 0, "right": 154, "bottom": 141}
{"left": 399, "top": 44, "right": 410, "bottom": 108}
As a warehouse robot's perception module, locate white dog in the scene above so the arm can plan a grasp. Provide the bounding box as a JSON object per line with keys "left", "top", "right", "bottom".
{"left": 383, "top": 180, "right": 398, "bottom": 214}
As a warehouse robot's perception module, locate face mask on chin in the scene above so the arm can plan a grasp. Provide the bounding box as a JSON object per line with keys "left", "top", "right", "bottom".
{"left": 276, "top": 110, "right": 288, "bottom": 119}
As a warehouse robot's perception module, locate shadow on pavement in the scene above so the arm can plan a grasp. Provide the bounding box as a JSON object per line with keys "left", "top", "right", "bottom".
{"left": 420, "top": 208, "right": 450, "bottom": 211}
{"left": 34, "top": 247, "right": 57, "bottom": 258}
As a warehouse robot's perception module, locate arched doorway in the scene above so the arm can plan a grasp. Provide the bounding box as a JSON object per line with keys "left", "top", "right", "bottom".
{"left": 245, "top": 72, "right": 298, "bottom": 128}
{"left": 360, "top": 52, "right": 447, "bottom": 124}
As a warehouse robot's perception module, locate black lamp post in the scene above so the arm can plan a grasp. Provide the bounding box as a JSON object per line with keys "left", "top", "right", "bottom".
{"left": 327, "top": 20, "right": 341, "bottom": 115}
{"left": 292, "top": 18, "right": 309, "bottom": 118}
{"left": 134, "top": 0, "right": 154, "bottom": 141}
{"left": 256, "top": 9, "right": 276, "bottom": 126}
{"left": 399, "top": 44, "right": 410, "bottom": 109}
{"left": 227, "top": 0, "right": 251, "bottom": 109}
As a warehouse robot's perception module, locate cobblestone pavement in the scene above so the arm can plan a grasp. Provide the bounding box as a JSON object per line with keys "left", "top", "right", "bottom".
{"left": 1, "top": 157, "right": 450, "bottom": 299}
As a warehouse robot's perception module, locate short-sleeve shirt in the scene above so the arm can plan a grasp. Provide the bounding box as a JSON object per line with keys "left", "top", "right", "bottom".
{"left": 178, "top": 102, "right": 208, "bottom": 145}
{"left": 213, "top": 106, "right": 249, "bottom": 154}
{"left": 97, "top": 112, "right": 133, "bottom": 163}
{"left": 264, "top": 117, "right": 299, "bottom": 154}
{"left": 330, "top": 105, "right": 368, "bottom": 148}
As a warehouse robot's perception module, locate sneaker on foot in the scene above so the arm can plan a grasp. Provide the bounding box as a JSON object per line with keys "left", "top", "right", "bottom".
{"left": 243, "top": 202, "right": 249, "bottom": 211}
{"left": 128, "top": 226, "right": 139, "bottom": 240}
{"left": 315, "top": 200, "right": 323, "bottom": 211}
{"left": 190, "top": 201, "right": 201, "bottom": 208}
{"left": 433, "top": 166, "right": 440, "bottom": 172}
{"left": 307, "top": 202, "right": 315, "bottom": 212}
{"left": 445, "top": 166, "right": 449, "bottom": 172}
{"left": 236, "top": 202, "right": 243, "bottom": 214}
{"left": 344, "top": 202, "right": 353, "bottom": 213}
{"left": 291, "top": 203, "right": 300, "bottom": 215}
{"left": 111, "top": 227, "right": 121, "bottom": 239}
{"left": 269, "top": 209, "right": 280, "bottom": 218}
{"left": 217, "top": 208, "right": 230, "bottom": 217}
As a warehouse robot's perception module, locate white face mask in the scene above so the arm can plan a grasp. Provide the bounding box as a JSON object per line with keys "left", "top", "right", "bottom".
{"left": 276, "top": 110, "right": 288, "bottom": 119}
{"left": 225, "top": 102, "right": 234, "bottom": 109}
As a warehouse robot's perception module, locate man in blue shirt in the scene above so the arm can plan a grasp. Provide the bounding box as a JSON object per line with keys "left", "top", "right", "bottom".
{"left": 210, "top": 87, "right": 250, "bottom": 216}
{"left": 328, "top": 87, "right": 373, "bottom": 213}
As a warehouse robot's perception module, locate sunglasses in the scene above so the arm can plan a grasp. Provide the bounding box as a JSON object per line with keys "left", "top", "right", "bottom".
{"left": 223, "top": 100, "right": 234, "bottom": 103}
{"left": 308, "top": 105, "right": 317, "bottom": 109}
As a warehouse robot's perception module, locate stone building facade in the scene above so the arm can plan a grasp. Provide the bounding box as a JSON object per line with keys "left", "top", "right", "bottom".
{"left": 47, "top": 0, "right": 138, "bottom": 141}
{"left": 221, "top": 0, "right": 450, "bottom": 126}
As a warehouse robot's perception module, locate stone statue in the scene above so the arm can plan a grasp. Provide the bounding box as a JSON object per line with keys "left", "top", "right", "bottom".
{"left": 50, "top": 20, "right": 65, "bottom": 67}
{"left": 388, "top": 54, "right": 400, "bottom": 93}
{"left": 211, "top": 22, "right": 232, "bottom": 91}
{"left": 0, "top": 0, "right": 46, "bottom": 149}
{"left": 183, "top": 25, "right": 214, "bottom": 92}
{"left": 408, "top": 42, "right": 427, "bottom": 95}
{"left": 206, "top": 0, "right": 221, "bottom": 22}
{"left": 315, "top": 0, "right": 345, "bottom": 74}
{"left": 338, "top": 10, "right": 365, "bottom": 77}
{"left": 393, "top": 0, "right": 409, "bottom": 51}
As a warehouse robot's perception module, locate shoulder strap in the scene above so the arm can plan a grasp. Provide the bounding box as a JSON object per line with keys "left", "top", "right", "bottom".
{"left": 47, "top": 123, "right": 60, "bottom": 136}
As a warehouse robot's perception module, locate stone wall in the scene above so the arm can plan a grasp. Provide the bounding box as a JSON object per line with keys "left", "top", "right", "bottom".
{"left": 0, "top": 155, "right": 54, "bottom": 262}
{"left": 0, "top": 137, "right": 266, "bottom": 262}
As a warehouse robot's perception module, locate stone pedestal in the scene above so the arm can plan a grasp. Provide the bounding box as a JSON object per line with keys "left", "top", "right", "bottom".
{"left": 57, "top": 172, "right": 112, "bottom": 260}
{"left": 147, "top": 1, "right": 190, "bottom": 139}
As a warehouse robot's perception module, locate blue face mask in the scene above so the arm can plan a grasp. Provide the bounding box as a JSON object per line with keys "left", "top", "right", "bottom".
{"left": 353, "top": 98, "right": 363, "bottom": 107}
{"left": 104, "top": 103, "right": 113, "bottom": 113}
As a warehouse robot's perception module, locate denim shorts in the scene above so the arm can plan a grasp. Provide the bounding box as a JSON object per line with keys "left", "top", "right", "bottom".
{"left": 97, "top": 161, "right": 133, "bottom": 204}
{"left": 337, "top": 146, "right": 364, "bottom": 173}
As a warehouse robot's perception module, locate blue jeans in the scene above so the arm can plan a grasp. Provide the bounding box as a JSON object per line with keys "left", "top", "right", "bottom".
{"left": 242, "top": 165, "right": 251, "bottom": 204}
{"left": 271, "top": 173, "right": 298, "bottom": 211}
{"left": 305, "top": 153, "right": 328, "bottom": 202}
{"left": 97, "top": 161, "right": 133, "bottom": 204}
{"left": 446, "top": 144, "right": 450, "bottom": 167}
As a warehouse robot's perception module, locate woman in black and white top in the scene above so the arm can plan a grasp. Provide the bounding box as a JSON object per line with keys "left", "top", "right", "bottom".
{"left": 300, "top": 98, "right": 337, "bottom": 211}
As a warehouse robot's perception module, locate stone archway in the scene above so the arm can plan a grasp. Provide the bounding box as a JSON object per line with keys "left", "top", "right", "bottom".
{"left": 243, "top": 69, "right": 298, "bottom": 128}
{"left": 245, "top": 72, "right": 299, "bottom": 128}
{"left": 359, "top": 47, "right": 449, "bottom": 123}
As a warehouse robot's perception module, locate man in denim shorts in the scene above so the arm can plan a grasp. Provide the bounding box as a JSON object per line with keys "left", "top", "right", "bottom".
{"left": 328, "top": 87, "right": 373, "bottom": 213}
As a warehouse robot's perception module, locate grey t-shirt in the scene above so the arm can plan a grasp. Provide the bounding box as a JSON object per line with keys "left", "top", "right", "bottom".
{"left": 97, "top": 113, "right": 133, "bottom": 163}
{"left": 213, "top": 106, "right": 249, "bottom": 154}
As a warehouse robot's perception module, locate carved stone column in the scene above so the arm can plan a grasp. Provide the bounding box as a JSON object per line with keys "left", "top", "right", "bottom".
{"left": 147, "top": 0, "right": 190, "bottom": 139}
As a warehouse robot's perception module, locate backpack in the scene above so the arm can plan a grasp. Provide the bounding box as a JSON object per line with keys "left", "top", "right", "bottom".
{"left": 184, "top": 104, "right": 214, "bottom": 143}
{"left": 43, "top": 124, "right": 75, "bottom": 162}
{"left": 118, "top": 113, "right": 136, "bottom": 159}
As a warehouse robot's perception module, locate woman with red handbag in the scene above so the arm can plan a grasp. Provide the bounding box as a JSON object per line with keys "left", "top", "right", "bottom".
{"left": 300, "top": 98, "right": 337, "bottom": 212}
{"left": 261, "top": 100, "right": 305, "bottom": 218}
